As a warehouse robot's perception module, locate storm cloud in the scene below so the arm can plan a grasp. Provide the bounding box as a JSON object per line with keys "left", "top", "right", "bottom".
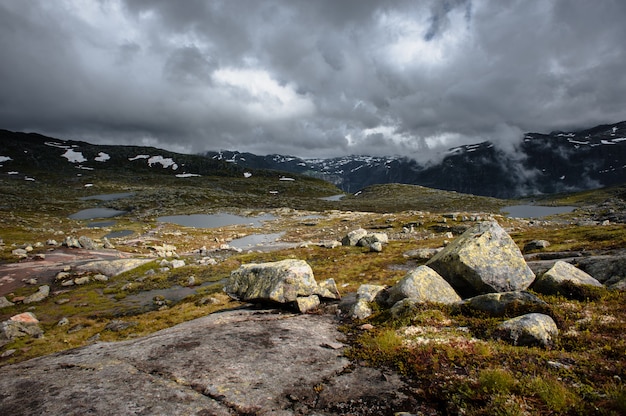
{"left": 1, "top": 0, "right": 625, "bottom": 160}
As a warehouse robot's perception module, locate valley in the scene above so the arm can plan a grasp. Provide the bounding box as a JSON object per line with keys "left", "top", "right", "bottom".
{"left": 1, "top": 131, "right": 625, "bottom": 415}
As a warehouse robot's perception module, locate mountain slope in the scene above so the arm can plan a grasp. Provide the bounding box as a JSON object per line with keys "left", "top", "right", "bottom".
{"left": 205, "top": 121, "right": 626, "bottom": 198}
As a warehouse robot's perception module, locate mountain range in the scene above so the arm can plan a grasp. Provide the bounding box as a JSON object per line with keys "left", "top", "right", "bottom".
{"left": 204, "top": 121, "right": 626, "bottom": 198}
{"left": 1, "top": 121, "right": 625, "bottom": 199}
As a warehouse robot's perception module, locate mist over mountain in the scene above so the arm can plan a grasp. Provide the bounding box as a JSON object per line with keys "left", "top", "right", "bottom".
{"left": 204, "top": 121, "right": 626, "bottom": 198}
{"left": 1, "top": 121, "right": 625, "bottom": 200}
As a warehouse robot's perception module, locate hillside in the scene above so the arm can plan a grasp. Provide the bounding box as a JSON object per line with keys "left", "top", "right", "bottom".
{"left": 205, "top": 121, "right": 626, "bottom": 198}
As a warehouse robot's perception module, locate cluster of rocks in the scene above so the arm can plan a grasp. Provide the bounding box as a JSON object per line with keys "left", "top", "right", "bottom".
{"left": 341, "top": 228, "right": 389, "bottom": 252}
{"left": 226, "top": 221, "right": 611, "bottom": 349}
{"left": 9, "top": 236, "right": 115, "bottom": 259}
{"left": 0, "top": 312, "right": 43, "bottom": 350}
{"left": 344, "top": 220, "right": 608, "bottom": 347}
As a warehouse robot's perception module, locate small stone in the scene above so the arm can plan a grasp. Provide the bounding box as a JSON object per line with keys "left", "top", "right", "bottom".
{"left": 170, "top": 259, "right": 185, "bottom": 269}
{"left": 73, "top": 276, "right": 90, "bottom": 285}
{"left": 1, "top": 349, "right": 16, "bottom": 358}
{"left": 295, "top": 295, "right": 320, "bottom": 313}
{"left": 55, "top": 272, "right": 71, "bottom": 281}
{"left": 186, "top": 275, "right": 196, "bottom": 286}
{"left": 25, "top": 278, "right": 38, "bottom": 285}
{"left": 93, "top": 274, "right": 108, "bottom": 282}
{"left": 23, "top": 285, "right": 50, "bottom": 304}
{"left": 33, "top": 254, "right": 46, "bottom": 261}
{"left": 359, "top": 324, "right": 374, "bottom": 330}
{"left": 0, "top": 297, "right": 15, "bottom": 309}
{"left": 55, "top": 298, "right": 70, "bottom": 305}
{"left": 57, "top": 317, "right": 70, "bottom": 327}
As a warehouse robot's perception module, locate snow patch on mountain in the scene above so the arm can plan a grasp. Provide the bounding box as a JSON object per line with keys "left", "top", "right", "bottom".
{"left": 62, "top": 149, "right": 87, "bottom": 163}
{"left": 95, "top": 152, "right": 110, "bottom": 162}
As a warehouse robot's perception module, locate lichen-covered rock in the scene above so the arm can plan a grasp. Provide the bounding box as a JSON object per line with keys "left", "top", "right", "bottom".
{"left": 296, "top": 295, "right": 320, "bottom": 313}
{"left": 348, "top": 284, "right": 386, "bottom": 320}
{"left": 0, "top": 312, "right": 43, "bottom": 342}
{"left": 341, "top": 228, "right": 368, "bottom": 246}
{"left": 385, "top": 266, "right": 461, "bottom": 306}
{"left": 75, "top": 258, "right": 153, "bottom": 277}
{"left": 496, "top": 313, "right": 558, "bottom": 347}
{"left": 0, "top": 296, "right": 15, "bottom": 309}
{"left": 532, "top": 261, "right": 603, "bottom": 296}
{"left": 457, "top": 291, "right": 548, "bottom": 317}
{"left": 317, "top": 278, "right": 341, "bottom": 300}
{"left": 524, "top": 240, "right": 550, "bottom": 252}
{"left": 23, "top": 285, "right": 50, "bottom": 304}
{"left": 225, "top": 259, "right": 318, "bottom": 304}
{"left": 78, "top": 236, "right": 96, "bottom": 250}
{"left": 426, "top": 221, "right": 535, "bottom": 297}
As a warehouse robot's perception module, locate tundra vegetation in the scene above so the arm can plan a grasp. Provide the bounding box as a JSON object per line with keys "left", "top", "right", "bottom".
{"left": 1, "top": 164, "right": 625, "bottom": 415}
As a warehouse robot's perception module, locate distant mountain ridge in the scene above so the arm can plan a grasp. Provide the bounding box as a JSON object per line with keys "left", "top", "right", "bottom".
{"left": 204, "top": 121, "right": 626, "bottom": 198}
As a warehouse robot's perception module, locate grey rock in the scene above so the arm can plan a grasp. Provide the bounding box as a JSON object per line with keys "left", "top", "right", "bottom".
{"left": 0, "top": 312, "right": 43, "bottom": 341}
{"left": 74, "top": 276, "right": 90, "bottom": 285}
{"left": 75, "top": 258, "right": 153, "bottom": 277}
{"left": 78, "top": 236, "right": 96, "bottom": 250}
{"left": 426, "top": 221, "right": 535, "bottom": 297}
{"left": 532, "top": 261, "right": 603, "bottom": 296}
{"left": 524, "top": 239, "right": 550, "bottom": 251}
{"left": 170, "top": 259, "right": 185, "bottom": 269}
{"left": 23, "top": 285, "right": 50, "bottom": 304}
{"left": 496, "top": 313, "right": 558, "bottom": 347}
{"left": 347, "top": 284, "right": 386, "bottom": 320}
{"left": 63, "top": 236, "right": 82, "bottom": 248}
{"left": 0, "top": 296, "right": 15, "bottom": 309}
{"left": 0, "top": 309, "right": 411, "bottom": 415}
{"left": 57, "top": 317, "right": 70, "bottom": 327}
{"left": 341, "top": 228, "right": 368, "bottom": 246}
{"left": 457, "top": 291, "right": 548, "bottom": 317}
{"left": 576, "top": 254, "right": 626, "bottom": 284}
{"left": 11, "top": 248, "right": 28, "bottom": 259}
{"left": 93, "top": 274, "right": 109, "bottom": 282}
{"left": 385, "top": 266, "right": 461, "bottom": 306}
{"left": 102, "top": 237, "right": 115, "bottom": 249}
{"left": 225, "top": 259, "right": 319, "bottom": 304}
{"left": 402, "top": 248, "right": 442, "bottom": 260}
{"left": 316, "top": 278, "right": 341, "bottom": 300}
{"left": 105, "top": 320, "right": 138, "bottom": 332}
{"left": 295, "top": 295, "right": 320, "bottom": 313}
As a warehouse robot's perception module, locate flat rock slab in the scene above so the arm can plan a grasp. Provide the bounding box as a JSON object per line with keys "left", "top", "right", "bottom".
{"left": 0, "top": 308, "right": 414, "bottom": 415}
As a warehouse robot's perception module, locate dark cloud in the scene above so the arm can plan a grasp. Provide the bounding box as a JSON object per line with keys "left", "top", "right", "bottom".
{"left": 0, "top": 0, "right": 625, "bottom": 160}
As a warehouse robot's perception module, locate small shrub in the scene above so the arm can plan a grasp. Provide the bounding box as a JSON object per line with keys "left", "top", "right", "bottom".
{"left": 525, "top": 376, "right": 577, "bottom": 413}
{"left": 478, "top": 368, "right": 517, "bottom": 395}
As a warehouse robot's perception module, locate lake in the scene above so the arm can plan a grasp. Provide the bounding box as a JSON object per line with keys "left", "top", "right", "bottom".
{"left": 157, "top": 213, "right": 277, "bottom": 228}
{"left": 501, "top": 205, "right": 575, "bottom": 218}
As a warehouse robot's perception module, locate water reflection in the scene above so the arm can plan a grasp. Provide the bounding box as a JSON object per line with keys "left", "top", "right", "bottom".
{"left": 501, "top": 205, "right": 575, "bottom": 218}
{"left": 69, "top": 208, "right": 127, "bottom": 220}
{"left": 157, "top": 213, "right": 277, "bottom": 228}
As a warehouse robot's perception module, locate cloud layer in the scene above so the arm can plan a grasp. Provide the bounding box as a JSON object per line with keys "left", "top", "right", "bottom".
{"left": 1, "top": 0, "right": 625, "bottom": 160}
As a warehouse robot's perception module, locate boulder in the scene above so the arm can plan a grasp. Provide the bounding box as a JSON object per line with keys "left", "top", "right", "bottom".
{"left": 11, "top": 248, "right": 28, "bottom": 259}
{"left": 576, "top": 254, "right": 626, "bottom": 284}
{"left": 496, "top": 313, "right": 558, "bottom": 347}
{"left": 348, "top": 284, "right": 386, "bottom": 320}
{"left": 0, "top": 312, "right": 43, "bottom": 342}
{"left": 341, "top": 228, "right": 368, "bottom": 246}
{"left": 357, "top": 233, "right": 388, "bottom": 252}
{"left": 295, "top": 295, "right": 320, "bottom": 313}
{"left": 63, "top": 236, "right": 82, "bottom": 249}
{"left": 0, "top": 296, "right": 15, "bottom": 309}
{"left": 225, "top": 259, "right": 321, "bottom": 305}
{"left": 524, "top": 239, "right": 550, "bottom": 252}
{"left": 23, "top": 285, "right": 50, "bottom": 304}
{"left": 75, "top": 258, "right": 153, "bottom": 277}
{"left": 457, "top": 291, "right": 548, "bottom": 317}
{"left": 78, "top": 236, "right": 96, "bottom": 250}
{"left": 532, "top": 261, "right": 603, "bottom": 297}
{"left": 385, "top": 266, "right": 461, "bottom": 306}
{"left": 317, "top": 278, "right": 341, "bottom": 300}
{"left": 426, "top": 221, "right": 535, "bottom": 297}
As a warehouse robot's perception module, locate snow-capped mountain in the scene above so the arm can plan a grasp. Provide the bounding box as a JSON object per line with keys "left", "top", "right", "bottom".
{"left": 204, "top": 121, "right": 626, "bottom": 198}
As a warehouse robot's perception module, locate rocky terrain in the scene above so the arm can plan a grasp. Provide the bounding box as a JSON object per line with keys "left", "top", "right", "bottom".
{"left": 1, "top": 132, "right": 626, "bottom": 415}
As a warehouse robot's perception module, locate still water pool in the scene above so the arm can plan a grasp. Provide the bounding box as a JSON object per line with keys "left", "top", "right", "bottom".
{"left": 157, "top": 213, "right": 277, "bottom": 228}
{"left": 69, "top": 208, "right": 127, "bottom": 220}
{"left": 501, "top": 205, "right": 575, "bottom": 218}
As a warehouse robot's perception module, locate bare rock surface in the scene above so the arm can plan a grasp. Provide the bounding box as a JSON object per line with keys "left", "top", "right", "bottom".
{"left": 0, "top": 308, "right": 415, "bottom": 415}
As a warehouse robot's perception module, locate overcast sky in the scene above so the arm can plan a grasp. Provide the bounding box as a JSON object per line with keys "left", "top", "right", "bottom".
{"left": 1, "top": 0, "right": 625, "bottom": 160}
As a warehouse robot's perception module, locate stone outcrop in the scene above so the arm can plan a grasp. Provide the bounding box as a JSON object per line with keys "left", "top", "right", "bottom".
{"left": 384, "top": 266, "right": 461, "bottom": 306}
{"left": 0, "top": 309, "right": 413, "bottom": 415}
{"left": 75, "top": 258, "right": 153, "bottom": 277}
{"left": 0, "top": 296, "right": 15, "bottom": 309}
{"left": 23, "top": 285, "right": 50, "bottom": 304}
{"left": 0, "top": 312, "right": 43, "bottom": 345}
{"left": 456, "top": 291, "right": 549, "bottom": 317}
{"left": 224, "top": 259, "right": 340, "bottom": 313}
{"left": 496, "top": 313, "right": 558, "bottom": 347}
{"left": 342, "top": 229, "right": 389, "bottom": 252}
{"left": 347, "top": 284, "right": 386, "bottom": 319}
{"left": 426, "top": 221, "right": 535, "bottom": 297}
{"left": 532, "top": 260, "right": 603, "bottom": 296}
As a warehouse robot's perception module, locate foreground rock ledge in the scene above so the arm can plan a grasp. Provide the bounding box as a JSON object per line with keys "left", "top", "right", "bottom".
{"left": 0, "top": 308, "right": 413, "bottom": 415}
